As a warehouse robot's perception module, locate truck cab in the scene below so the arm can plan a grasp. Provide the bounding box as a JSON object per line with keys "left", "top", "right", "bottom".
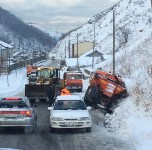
{"left": 62, "top": 71, "right": 83, "bottom": 93}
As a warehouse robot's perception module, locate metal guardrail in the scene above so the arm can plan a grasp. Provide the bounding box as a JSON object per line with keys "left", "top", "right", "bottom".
{"left": 0, "top": 55, "right": 46, "bottom": 74}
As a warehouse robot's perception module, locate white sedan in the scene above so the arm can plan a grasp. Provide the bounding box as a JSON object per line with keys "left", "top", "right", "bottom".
{"left": 48, "top": 95, "right": 92, "bottom": 132}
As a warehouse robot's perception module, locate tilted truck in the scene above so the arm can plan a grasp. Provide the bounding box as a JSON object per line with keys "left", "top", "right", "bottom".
{"left": 25, "top": 66, "right": 60, "bottom": 104}
{"left": 84, "top": 69, "right": 128, "bottom": 112}
{"left": 61, "top": 71, "right": 83, "bottom": 92}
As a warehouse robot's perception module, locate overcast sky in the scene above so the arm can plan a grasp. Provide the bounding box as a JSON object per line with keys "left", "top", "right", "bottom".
{"left": 0, "top": 0, "right": 120, "bottom": 33}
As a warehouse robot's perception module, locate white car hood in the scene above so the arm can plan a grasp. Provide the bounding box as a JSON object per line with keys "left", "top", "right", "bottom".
{"left": 51, "top": 110, "right": 90, "bottom": 119}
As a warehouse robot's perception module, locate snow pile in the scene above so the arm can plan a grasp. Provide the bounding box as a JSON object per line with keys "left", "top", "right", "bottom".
{"left": 0, "top": 69, "right": 27, "bottom": 97}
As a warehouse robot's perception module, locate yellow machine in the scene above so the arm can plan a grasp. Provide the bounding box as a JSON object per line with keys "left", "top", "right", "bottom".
{"left": 25, "top": 66, "right": 60, "bottom": 104}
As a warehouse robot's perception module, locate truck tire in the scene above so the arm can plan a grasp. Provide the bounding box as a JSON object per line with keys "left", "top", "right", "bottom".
{"left": 79, "top": 88, "right": 83, "bottom": 93}
{"left": 39, "top": 99, "right": 47, "bottom": 102}
{"left": 29, "top": 99, "right": 36, "bottom": 107}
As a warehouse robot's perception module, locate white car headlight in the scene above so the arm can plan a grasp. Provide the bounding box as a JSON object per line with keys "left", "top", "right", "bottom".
{"left": 79, "top": 117, "right": 91, "bottom": 121}
{"left": 52, "top": 117, "right": 63, "bottom": 121}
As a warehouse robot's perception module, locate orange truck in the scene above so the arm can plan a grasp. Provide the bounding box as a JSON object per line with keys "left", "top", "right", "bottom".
{"left": 26, "top": 65, "right": 37, "bottom": 77}
{"left": 84, "top": 69, "right": 128, "bottom": 110}
{"left": 62, "top": 71, "right": 83, "bottom": 92}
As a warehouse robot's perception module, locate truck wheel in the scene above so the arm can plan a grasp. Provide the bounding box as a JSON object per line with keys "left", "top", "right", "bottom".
{"left": 39, "top": 99, "right": 47, "bottom": 102}
{"left": 29, "top": 99, "right": 36, "bottom": 107}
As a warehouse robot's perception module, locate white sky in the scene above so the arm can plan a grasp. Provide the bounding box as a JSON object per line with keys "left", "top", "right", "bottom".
{"left": 0, "top": 0, "right": 120, "bottom": 33}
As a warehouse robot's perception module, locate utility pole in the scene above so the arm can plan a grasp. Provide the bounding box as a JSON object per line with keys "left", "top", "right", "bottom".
{"left": 88, "top": 20, "right": 96, "bottom": 68}
{"left": 92, "top": 23, "right": 95, "bottom": 68}
{"left": 68, "top": 39, "right": 70, "bottom": 58}
{"left": 6, "top": 47, "right": 9, "bottom": 86}
{"left": 113, "top": 10, "right": 115, "bottom": 74}
{"left": 0, "top": 45, "right": 2, "bottom": 76}
{"left": 65, "top": 41, "right": 66, "bottom": 58}
{"left": 76, "top": 33, "right": 79, "bottom": 70}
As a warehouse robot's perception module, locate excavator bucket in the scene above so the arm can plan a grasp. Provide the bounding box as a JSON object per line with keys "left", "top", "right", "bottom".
{"left": 25, "top": 84, "right": 50, "bottom": 99}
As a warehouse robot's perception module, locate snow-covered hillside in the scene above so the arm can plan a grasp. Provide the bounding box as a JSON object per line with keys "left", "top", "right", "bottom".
{"left": 52, "top": 0, "right": 152, "bottom": 149}
{"left": 28, "top": 22, "right": 63, "bottom": 41}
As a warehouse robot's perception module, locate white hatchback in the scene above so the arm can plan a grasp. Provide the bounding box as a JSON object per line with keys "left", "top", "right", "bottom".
{"left": 48, "top": 95, "right": 92, "bottom": 132}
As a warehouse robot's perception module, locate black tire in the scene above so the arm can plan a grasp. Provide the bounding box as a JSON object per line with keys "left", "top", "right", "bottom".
{"left": 86, "top": 127, "right": 91, "bottom": 132}
{"left": 79, "top": 88, "right": 83, "bottom": 93}
{"left": 39, "top": 99, "right": 47, "bottom": 102}
{"left": 29, "top": 99, "right": 36, "bottom": 107}
{"left": 24, "top": 126, "right": 34, "bottom": 134}
{"left": 49, "top": 125, "right": 55, "bottom": 133}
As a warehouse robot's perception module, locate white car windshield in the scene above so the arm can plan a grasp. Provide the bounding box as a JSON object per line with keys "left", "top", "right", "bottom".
{"left": 54, "top": 100, "right": 86, "bottom": 110}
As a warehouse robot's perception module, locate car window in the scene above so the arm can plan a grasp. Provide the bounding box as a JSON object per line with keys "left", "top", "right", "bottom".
{"left": 0, "top": 101, "right": 29, "bottom": 108}
{"left": 54, "top": 100, "right": 86, "bottom": 110}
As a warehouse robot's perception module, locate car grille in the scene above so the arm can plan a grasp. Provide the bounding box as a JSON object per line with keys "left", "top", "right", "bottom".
{"left": 64, "top": 119, "right": 78, "bottom": 121}
{"left": 59, "top": 122, "right": 84, "bottom": 127}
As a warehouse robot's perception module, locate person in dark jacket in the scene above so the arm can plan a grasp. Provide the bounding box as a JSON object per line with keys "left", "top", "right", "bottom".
{"left": 47, "top": 85, "right": 55, "bottom": 106}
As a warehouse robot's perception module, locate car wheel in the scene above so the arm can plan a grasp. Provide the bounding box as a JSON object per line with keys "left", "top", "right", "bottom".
{"left": 49, "top": 125, "right": 55, "bottom": 133}
{"left": 34, "top": 116, "right": 37, "bottom": 127}
{"left": 24, "top": 126, "right": 34, "bottom": 134}
{"left": 86, "top": 127, "right": 91, "bottom": 132}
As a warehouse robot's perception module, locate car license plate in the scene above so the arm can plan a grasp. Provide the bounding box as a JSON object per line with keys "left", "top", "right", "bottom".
{"left": 4, "top": 114, "right": 17, "bottom": 118}
{"left": 67, "top": 123, "right": 76, "bottom": 127}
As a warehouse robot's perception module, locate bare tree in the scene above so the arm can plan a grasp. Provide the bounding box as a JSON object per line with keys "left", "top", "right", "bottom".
{"left": 117, "top": 27, "right": 130, "bottom": 47}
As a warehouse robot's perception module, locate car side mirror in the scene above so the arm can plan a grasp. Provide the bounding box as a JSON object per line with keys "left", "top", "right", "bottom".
{"left": 48, "top": 107, "right": 53, "bottom": 111}
{"left": 87, "top": 106, "right": 92, "bottom": 110}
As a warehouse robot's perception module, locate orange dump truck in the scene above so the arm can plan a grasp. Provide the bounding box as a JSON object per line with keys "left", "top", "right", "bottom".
{"left": 84, "top": 69, "right": 128, "bottom": 110}
{"left": 26, "top": 65, "right": 37, "bottom": 77}
{"left": 62, "top": 71, "right": 83, "bottom": 93}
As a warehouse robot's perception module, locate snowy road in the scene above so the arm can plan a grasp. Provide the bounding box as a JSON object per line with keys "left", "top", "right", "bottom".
{"left": 0, "top": 95, "right": 133, "bottom": 150}
{"left": 0, "top": 59, "right": 134, "bottom": 150}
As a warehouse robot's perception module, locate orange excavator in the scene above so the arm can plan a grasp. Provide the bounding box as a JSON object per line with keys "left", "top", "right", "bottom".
{"left": 84, "top": 69, "right": 128, "bottom": 112}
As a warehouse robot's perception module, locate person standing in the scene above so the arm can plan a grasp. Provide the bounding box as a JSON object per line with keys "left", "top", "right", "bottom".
{"left": 47, "top": 85, "right": 55, "bottom": 106}
{"left": 60, "top": 87, "right": 71, "bottom": 95}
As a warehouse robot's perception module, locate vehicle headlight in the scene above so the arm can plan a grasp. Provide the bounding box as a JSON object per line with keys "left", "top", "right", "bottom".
{"left": 52, "top": 117, "right": 63, "bottom": 121}
{"left": 79, "top": 117, "right": 91, "bottom": 121}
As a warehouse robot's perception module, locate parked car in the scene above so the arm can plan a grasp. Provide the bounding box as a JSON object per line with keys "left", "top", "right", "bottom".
{"left": 0, "top": 97, "right": 37, "bottom": 133}
{"left": 48, "top": 95, "right": 92, "bottom": 132}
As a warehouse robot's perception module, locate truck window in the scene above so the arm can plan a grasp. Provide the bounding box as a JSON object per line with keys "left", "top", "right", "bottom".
{"left": 66, "top": 74, "right": 82, "bottom": 80}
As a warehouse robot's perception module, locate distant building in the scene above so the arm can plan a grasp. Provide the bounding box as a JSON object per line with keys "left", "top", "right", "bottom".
{"left": 86, "top": 50, "right": 105, "bottom": 61}
{"left": 72, "top": 41, "right": 96, "bottom": 58}
{"left": 0, "top": 41, "right": 14, "bottom": 61}
{"left": 86, "top": 50, "right": 103, "bottom": 57}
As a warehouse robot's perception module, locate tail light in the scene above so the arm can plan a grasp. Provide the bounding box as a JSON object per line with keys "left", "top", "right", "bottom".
{"left": 0, "top": 111, "right": 19, "bottom": 114}
{"left": 20, "top": 111, "right": 32, "bottom": 117}
{"left": 0, "top": 111, "right": 32, "bottom": 117}
{"left": 3, "top": 98, "right": 22, "bottom": 101}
